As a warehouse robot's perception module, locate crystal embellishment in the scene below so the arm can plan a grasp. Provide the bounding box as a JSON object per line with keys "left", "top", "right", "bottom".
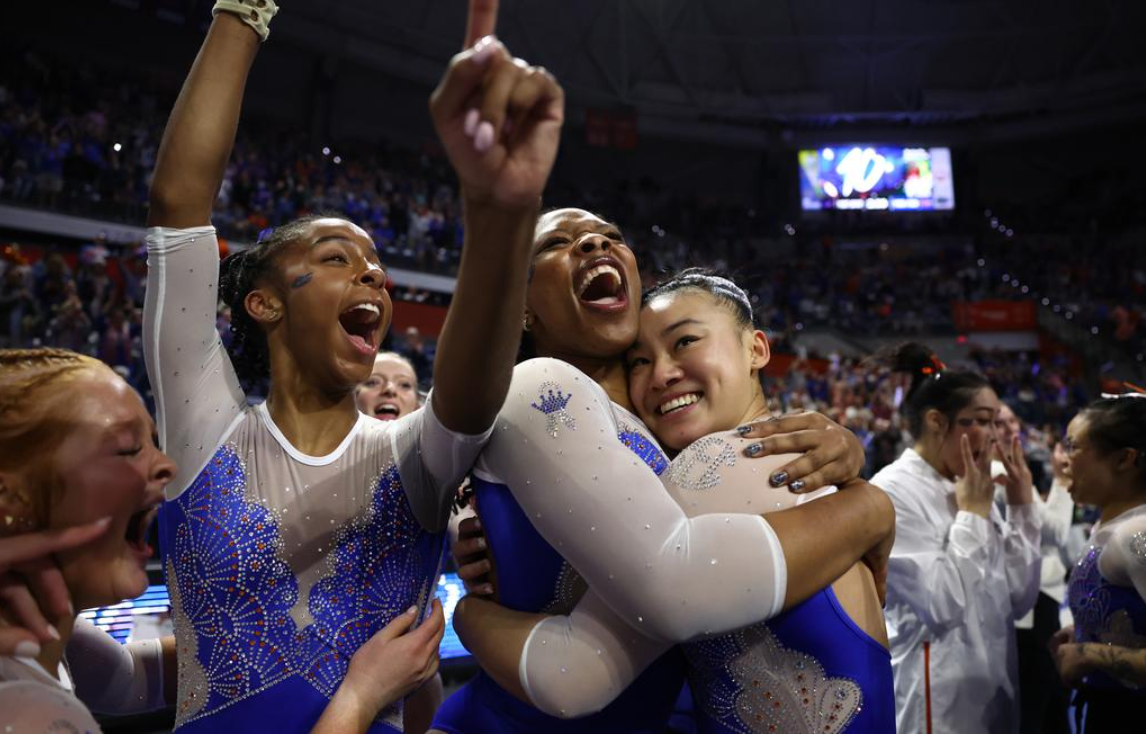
{"left": 531, "top": 381, "right": 577, "bottom": 438}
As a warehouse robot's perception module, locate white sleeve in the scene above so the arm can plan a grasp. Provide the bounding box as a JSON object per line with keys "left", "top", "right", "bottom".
{"left": 1099, "top": 514, "right": 1146, "bottom": 602}
{"left": 144, "top": 226, "right": 246, "bottom": 497}
{"left": 483, "top": 358, "right": 787, "bottom": 642}
{"left": 0, "top": 680, "right": 103, "bottom": 732}
{"left": 1003, "top": 503, "right": 1043, "bottom": 618}
{"left": 883, "top": 474, "right": 993, "bottom": 635}
{"left": 519, "top": 588, "right": 671, "bottom": 718}
{"left": 65, "top": 617, "right": 166, "bottom": 715}
{"left": 1041, "top": 480, "right": 1075, "bottom": 552}
{"left": 391, "top": 393, "right": 492, "bottom": 533}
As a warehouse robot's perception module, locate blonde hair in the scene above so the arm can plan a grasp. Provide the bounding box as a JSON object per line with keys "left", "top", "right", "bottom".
{"left": 0, "top": 349, "right": 110, "bottom": 524}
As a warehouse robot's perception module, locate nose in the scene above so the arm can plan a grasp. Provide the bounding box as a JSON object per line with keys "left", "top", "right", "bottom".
{"left": 381, "top": 381, "right": 396, "bottom": 396}
{"left": 359, "top": 264, "right": 385, "bottom": 289}
{"left": 151, "top": 449, "right": 177, "bottom": 488}
{"left": 577, "top": 233, "right": 612, "bottom": 255}
{"left": 650, "top": 356, "right": 683, "bottom": 392}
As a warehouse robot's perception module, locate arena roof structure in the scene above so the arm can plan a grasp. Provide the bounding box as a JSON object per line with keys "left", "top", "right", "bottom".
{"left": 273, "top": 0, "right": 1146, "bottom": 145}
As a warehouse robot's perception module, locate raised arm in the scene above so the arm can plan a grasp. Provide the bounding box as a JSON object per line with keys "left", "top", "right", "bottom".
{"left": 427, "top": 0, "right": 564, "bottom": 435}
{"left": 147, "top": 10, "right": 259, "bottom": 227}
{"left": 143, "top": 6, "right": 263, "bottom": 491}
{"left": 487, "top": 358, "right": 894, "bottom": 642}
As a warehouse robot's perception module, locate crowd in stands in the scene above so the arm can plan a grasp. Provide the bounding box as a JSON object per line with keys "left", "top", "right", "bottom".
{"left": 0, "top": 47, "right": 1138, "bottom": 476}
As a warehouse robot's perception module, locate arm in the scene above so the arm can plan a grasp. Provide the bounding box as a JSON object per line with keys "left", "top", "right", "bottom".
{"left": 1053, "top": 640, "right": 1146, "bottom": 688}
{"left": 454, "top": 590, "right": 670, "bottom": 718}
{"left": 427, "top": 1, "right": 563, "bottom": 435}
{"left": 997, "top": 436, "right": 1042, "bottom": 617}
{"left": 65, "top": 618, "right": 169, "bottom": 714}
{"left": 0, "top": 682, "right": 103, "bottom": 733}
{"left": 487, "top": 358, "right": 893, "bottom": 642}
{"left": 143, "top": 10, "right": 259, "bottom": 492}
{"left": 1098, "top": 513, "right": 1146, "bottom": 601}
{"left": 883, "top": 475, "right": 992, "bottom": 635}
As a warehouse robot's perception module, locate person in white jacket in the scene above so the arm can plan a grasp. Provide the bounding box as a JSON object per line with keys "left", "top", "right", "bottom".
{"left": 872, "top": 344, "right": 1042, "bottom": 734}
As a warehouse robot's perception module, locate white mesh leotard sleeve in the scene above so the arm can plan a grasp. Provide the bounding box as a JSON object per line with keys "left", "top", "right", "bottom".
{"left": 518, "top": 431, "right": 835, "bottom": 717}
{"left": 389, "top": 391, "right": 493, "bottom": 533}
{"left": 1099, "top": 512, "right": 1146, "bottom": 602}
{"left": 484, "top": 358, "right": 787, "bottom": 642}
{"left": 65, "top": 617, "right": 166, "bottom": 715}
{"left": 0, "top": 680, "right": 103, "bottom": 732}
{"left": 144, "top": 226, "right": 246, "bottom": 498}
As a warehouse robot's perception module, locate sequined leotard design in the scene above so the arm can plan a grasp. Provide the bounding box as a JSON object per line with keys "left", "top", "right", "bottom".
{"left": 146, "top": 226, "right": 488, "bottom": 733}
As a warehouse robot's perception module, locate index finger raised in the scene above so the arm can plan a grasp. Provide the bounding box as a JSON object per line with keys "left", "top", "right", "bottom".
{"left": 463, "top": 0, "right": 499, "bottom": 49}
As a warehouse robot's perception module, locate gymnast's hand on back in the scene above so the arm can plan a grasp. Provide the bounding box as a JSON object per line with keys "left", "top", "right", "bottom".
{"left": 736, "top": 411, "right": 866, "bottom": 493}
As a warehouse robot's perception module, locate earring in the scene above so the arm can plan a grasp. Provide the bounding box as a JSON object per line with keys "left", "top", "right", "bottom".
{"left": 523, "top": 314, "right": 534, "bottom": 332}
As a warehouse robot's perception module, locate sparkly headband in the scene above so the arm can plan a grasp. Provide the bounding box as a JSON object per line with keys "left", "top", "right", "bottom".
{"left": 678, "top": 273, "right": 753, "bottom": 319}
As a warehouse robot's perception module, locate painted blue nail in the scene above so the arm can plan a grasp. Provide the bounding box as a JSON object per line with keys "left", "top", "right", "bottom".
{"left": 736, "top": 425, "right": 751, "bottom": 436}
{"left": 789, "top": 479, "right": 806, "bottom": 492}
{"left": 745, "top": 443, "right": 763, "bottom": 457}
{"left": 769, "top": 470, "right": 788, "bottom": 487}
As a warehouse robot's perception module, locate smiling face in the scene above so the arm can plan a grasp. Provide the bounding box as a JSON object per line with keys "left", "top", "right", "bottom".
{"left": 5, "top": 366, "right": 175, "bottom": 610}
{"left": 525, "top": 208, "right": 642, "bottom": 361}
{"left": 626, "top": 290, "right": 770, "bottom": 451}
{"left": 355, "top": 352, "right": 419, "bottom": 420}
{"left": 933, "top": 387, "right": 1000, "bottom": 477}
{"left": 994, "top": 403, "right": 1021, "bottom": 446}
{"left": 254, "top": 218, "right": 391, "bottom": 392}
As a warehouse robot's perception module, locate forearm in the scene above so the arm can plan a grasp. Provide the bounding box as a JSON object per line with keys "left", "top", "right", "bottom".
{"left": 1004, "top": 504, "right": 1042, "bottom": 616}
{"left": 453, "top": 595, "right": 540, "bottom": 702}
{"left": 769, "top": 481, "right": 894, "bottom": 610}
{"left": 1078, "top": 643, "right": 1146, "bottom": 686}
{"left": 148, "top": 12, "right": 259, "bottom": 227}
{"left": 431, "top": 197, "right": 537, "bottom": 434}
{"left": 310, "top": 686, "right": 376, "bottom": 734}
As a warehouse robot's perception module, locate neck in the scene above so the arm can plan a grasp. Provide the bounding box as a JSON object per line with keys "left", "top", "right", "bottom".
{"left": 545, "top": 350, "right": 632, "bottom": 411}
{"left": 914, "top": 436, "right": 954, "bottom": 480}
{"left": 1100, "top": 496, "right": 1146, "bottom": 524}
{"left": 266, "top": 375, "right": 360, "bottom": 456}
{"left": 737, "top": 392, "right": 772, "bottom": 428}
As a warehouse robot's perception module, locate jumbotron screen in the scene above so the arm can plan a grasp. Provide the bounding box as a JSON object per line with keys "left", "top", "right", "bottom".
{"left": 799, "top": 145, "right": 955, "bottom": 212}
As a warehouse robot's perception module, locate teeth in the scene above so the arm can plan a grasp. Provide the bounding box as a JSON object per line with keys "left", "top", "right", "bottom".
{"left": 659, "top": 393, "right": 700, "bottom": 415}
{"left": 351, "top": 303, "right": 380, "bottom": 316}
{"left": 577, "top": 265, "right": 622, "bottom": 296}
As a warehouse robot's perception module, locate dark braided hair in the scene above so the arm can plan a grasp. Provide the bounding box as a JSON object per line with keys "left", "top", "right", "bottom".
{"left": 1079, "top": 396, "right": 1146, "bottom": 486}
{"left": 883, "top": 342, "right": 991, "bottom": 438}
{"left": 641, "top": 267, "right": 755, "bottom": 329}
{"left": 219, "top": 213, "right": 352, "bottom": 383}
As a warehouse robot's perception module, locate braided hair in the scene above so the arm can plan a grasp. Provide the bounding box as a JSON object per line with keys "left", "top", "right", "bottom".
{"left": 884, "top": 342, "right": 990, "bottom": 438}
{"left": 1079, "top": 395, "right": 1146, "bottom": 486}
{"left": 219, "top": 213, "right": 351, "bottom": 383}
{"left": 641, "top": 267, "right": 755, "bottom": 329}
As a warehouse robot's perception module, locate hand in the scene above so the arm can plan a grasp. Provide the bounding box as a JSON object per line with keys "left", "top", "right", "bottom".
{"left": 954, "top": 434, "right": 995, "bottom": 518}
{"left": 1048, "top": 625, "right": 1074, "bottom": 659}
{"left": 429, "top": 0, "right": 564, "bottom": 209}
{"left": 453, "top": 516, "right": 495, "bottom": 597}
{"left": 336, "top": 600, "right": 446, "bottom": 723}
{"left": 994, "top": 434, "right": 1034, "bottom": 506}
{"left": 737, "top": 411, "right": 865, "bottom": 493}
{"left": 0, "top": 518, "right": 111, "bottom": 656}
{"left": 1052, "top": 641, "right": 1090, "bottom": 687}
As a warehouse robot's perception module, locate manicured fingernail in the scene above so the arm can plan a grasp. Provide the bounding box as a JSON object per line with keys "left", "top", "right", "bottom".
{"left": 480, "top": 584, "right": 494, "bottom": 594}
{"left": 464, "top": 108, "right": 480, "bottom": 137}
{"left": 769, "top": 470, "right": 788, "bottom": 487}
{"left": 14, "top": 641, "right": 40, "bottom": 658}
{"left": 789, "top": 479, "right": 806, "bottom": 492}
{"left": 96, "top": 516, "right": 112, "bottom": 527}
{"left": 472, "top": 517, "right": 481, "bottom": 529}
{"left": 735, "top": 425, "right": 751, "bottom": 436}
{"left": 744, "top": 443, "right": 763, "bottom": 457}
{"left": 472, "top": 35, "right": 498, "bottom": 65}
{"left": 46, "top": 624, "right": 60, "bottom": 641}
{"left": 475, "top": 537, "right": 487, "bottom": 550}
{"left": 407, "top": 605, "right": 418, "bottom": 615}
{"left": 474, "top": 121, "right": 495, "bottom": 152}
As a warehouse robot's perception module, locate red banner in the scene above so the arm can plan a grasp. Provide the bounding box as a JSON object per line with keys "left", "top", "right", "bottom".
{"left": 951, "top": 300, "right": 1036, "bottom": 331}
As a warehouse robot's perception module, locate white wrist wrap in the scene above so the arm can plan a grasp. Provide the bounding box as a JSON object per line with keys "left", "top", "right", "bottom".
{"left": 212, "top": 0, "right": 279, "bottom": 42}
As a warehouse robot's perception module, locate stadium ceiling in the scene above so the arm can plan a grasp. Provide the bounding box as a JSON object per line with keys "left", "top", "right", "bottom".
{"left": 277, "top": 0, "right": 1146, "bottom": 145}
